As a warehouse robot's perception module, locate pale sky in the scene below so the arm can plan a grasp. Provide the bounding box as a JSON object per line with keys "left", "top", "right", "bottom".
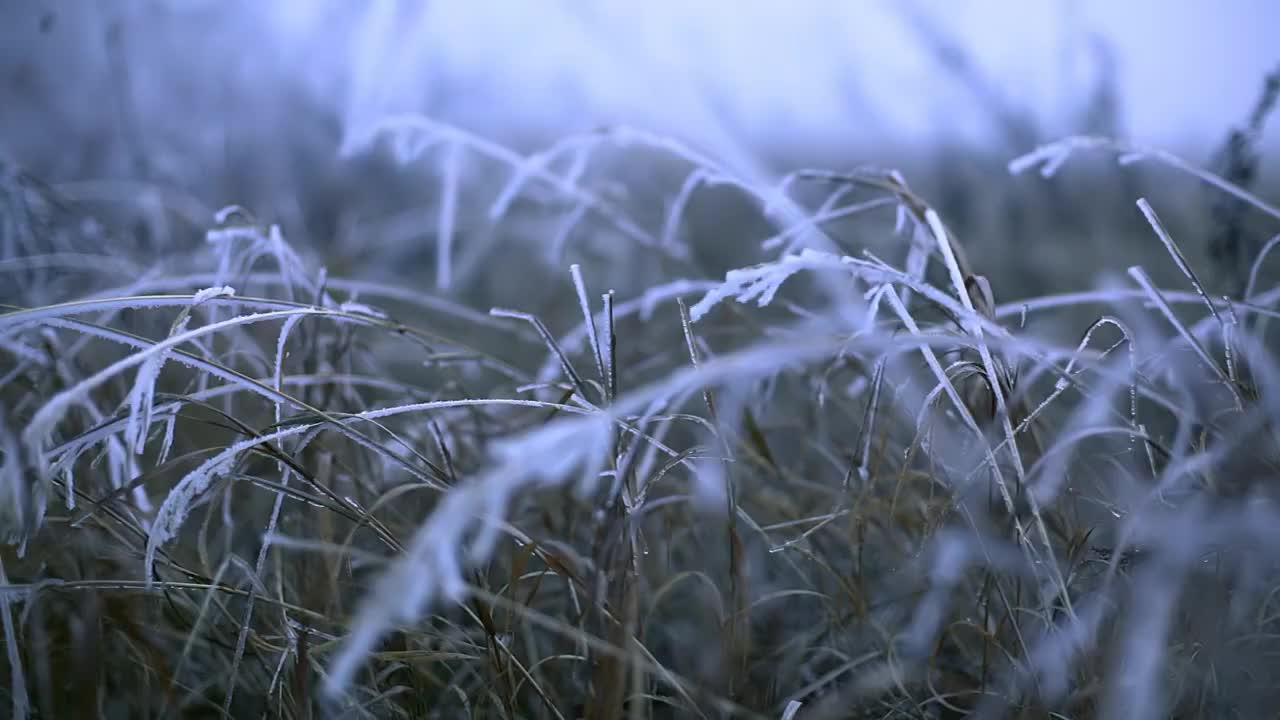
{"left": 262, "top": 0, "right": 1279, "bottom": 163}
{"left": 3, "top": 1, "right": 1277, "bottom": 178}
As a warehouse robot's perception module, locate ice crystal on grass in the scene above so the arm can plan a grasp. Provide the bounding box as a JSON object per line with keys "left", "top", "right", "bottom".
{"left": 690, "top": 249, "right": 852, "bottom": 321}
{"left": 124, "top": 286, "right": 233, "bottom": 456}
{"left": 124, "top": 314, "right": 189, "bottom": 455}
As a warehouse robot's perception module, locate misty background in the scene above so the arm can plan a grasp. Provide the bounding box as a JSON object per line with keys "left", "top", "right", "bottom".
{"left": 3, "top": 1, "right": 1278, "bottom": 305}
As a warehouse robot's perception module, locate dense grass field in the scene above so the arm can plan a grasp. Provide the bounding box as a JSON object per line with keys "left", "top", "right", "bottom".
{"left": 3, "top": 60, "right": 1280, "bottom": 719}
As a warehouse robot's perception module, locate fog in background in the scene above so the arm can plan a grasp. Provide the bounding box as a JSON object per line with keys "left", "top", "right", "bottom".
{"left": 2, "top": 1, "right": 1278, "bottom": 301}
{"left": 4, "top": 2, "right": 1277, "bottom": 166}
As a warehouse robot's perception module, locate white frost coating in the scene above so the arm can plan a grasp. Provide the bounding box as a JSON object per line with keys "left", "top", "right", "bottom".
{"left": 569, "top": 264, "right": 605, "bottom": 385}
{"left": 126, "top": 316, "right": 191, "bottom": 455}
{"left": 0, "top": 295, "right": 254, "bottom": 335}
{"left": 899, "top": 225, "right": 931, "bottom": 310}
{"left": 488, "top": 133, "right": 603, "bottom": 221}
{"left": 1006, "top": 136, "right": 1104, "bottom": 177}
{"left": 689, "top": 249, "right": 848, "bottom": 321}
{"left": 193, "top": 285, "right": 236, "bottom": 303}
{"left": 142, "top": 397, "right": 607, "bottom": 585}
{"left": 212, "top": 205, "right": 249, "bottom": 225}
{"left": 274, "top": 313, "right": 305, "bottom": 422}
{"left": 536, "top": 279, "right": 717, "bottom": 384}
{"left": 924, "top": 210, "right": 975, "bottom": 319}
{"left": 322, "top": 334, "right": 847, "bottom": 699}
{"left": 144, "top": 450, "right": 239, "bottom": 586}
{"left": 1127, "top": 266, "right": 1242, "bottom": 407}
{"left": 22, "top": 308, "right": 332, "bottom": 499}
{"left": 267, "top": 225, "right": 312, "bottom": 300}
{"left": 158, "top": 414, "right": 178, "bottom": 466}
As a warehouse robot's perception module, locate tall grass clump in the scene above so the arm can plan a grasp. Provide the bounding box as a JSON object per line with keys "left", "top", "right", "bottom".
{"left": 3, "top": 99, "right": 1280, "bottom": 719}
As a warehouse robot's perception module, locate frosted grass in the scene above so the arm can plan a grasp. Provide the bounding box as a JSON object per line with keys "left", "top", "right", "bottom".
{"left": 3, "top": 123, "right": 1279, "bottom": 717}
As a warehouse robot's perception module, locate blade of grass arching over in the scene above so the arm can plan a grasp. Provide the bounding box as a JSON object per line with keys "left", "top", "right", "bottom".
{"left": 1010, "top": 135, "right": 1280, "bottom": 221}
